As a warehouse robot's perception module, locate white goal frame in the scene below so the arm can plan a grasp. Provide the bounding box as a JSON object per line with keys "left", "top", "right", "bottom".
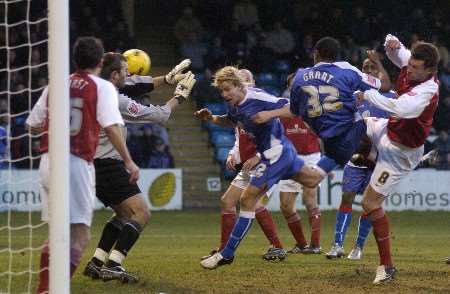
{"left": 48, "top": 0, "right": 70, "bottom": 293}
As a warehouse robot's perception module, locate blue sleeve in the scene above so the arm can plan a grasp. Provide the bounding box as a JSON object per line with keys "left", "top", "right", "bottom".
{"left": 264, "top": 97, "right": 289, "bottom": 111}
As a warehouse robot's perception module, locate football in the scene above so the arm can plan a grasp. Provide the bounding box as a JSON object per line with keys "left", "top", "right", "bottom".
{"left": 122, "top": 48, "right": 151, "bottom": 75}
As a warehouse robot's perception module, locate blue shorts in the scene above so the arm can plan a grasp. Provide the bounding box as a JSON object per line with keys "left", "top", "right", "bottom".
{"left": 250, "top": 145, "right": 304, "bottom": 190}
{"left": 342, "top": 164, "right": 373, "bottom": 194}
{"left": 322, "top": 120, "right": 367, "bottom": 166}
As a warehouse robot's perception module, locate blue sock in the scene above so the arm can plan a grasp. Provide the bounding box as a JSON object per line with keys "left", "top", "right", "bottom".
{"left": 220, "top": 211, "right": 255, "bottom": 259}
{"left": 356, "top": 215, "right": 372, "bottom": 249}
{"left": 334, "top": 205, "right": 352, "bottom": 246}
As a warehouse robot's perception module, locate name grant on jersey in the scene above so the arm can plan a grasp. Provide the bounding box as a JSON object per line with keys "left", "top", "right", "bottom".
{"left": 303, "top": 71, "right": 334, "bottom": 83}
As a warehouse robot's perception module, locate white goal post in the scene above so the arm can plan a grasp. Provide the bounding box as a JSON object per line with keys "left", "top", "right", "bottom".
{"left": 48, "top": 0, "right": 70, "bottom": 293}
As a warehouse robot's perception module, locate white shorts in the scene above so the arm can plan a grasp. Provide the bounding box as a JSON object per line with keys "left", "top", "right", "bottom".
{"left": 230, "top": 169, "right": 276, "bottom": 198}
{"left": 279, "top": 152, "right": 321, "bottom": 193}
{"left": 366, "top": 118, "right": 423, "bottom": 195}
{"left": 39, "top": 153, "right": 96, "bottom": 226}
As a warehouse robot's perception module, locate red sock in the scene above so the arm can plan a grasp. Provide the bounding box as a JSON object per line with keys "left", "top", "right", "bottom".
{"left": 308, "top": 207, "right": 321, "bottom": 247}
{"left": 369, "top": 207, "right": 392, "bottom": 267}
{"left": 70, "top": 247, "right": 82, "bottom": 277}
{"left": 285, "top": 212, "right": 307, "bottom": 247}
{"left": 219, "top": 212, "right": 236, "bottom": 251}
{"left": 37, "top": 242, "right": 49, "bottom": 294}
{"left": 255, "top": 207, "right": 283, "bottom": 248}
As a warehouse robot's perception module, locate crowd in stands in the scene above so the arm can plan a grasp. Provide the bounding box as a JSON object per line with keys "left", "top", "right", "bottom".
{"left": 174, "top": 0, "right": 450, "bottom": 171}
{"left": 1, "top": 0, "right": 173, "bottom": 169}
{"left": 1, "top": 0, "right": 450, "bottom": 170}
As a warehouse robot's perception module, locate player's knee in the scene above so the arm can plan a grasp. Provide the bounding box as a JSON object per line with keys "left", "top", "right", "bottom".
{"left": 279, "top": 202, "right": 294, "bottom": 216}
{"left": 135, "top": 207, "right": 151, "bottom": 226}
{"left": 361, "top": 197, "right": 377, "bottom": 212}
{"left": 220, "top": 195, "right": 235, "bottom": 211}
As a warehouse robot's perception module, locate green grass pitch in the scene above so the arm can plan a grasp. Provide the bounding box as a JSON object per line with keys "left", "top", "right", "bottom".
{"left": 1, "top": 210, "right": 449, "bottom": 293}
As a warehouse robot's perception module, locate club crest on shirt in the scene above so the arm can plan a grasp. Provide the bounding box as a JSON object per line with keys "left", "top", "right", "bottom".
{"left": 127, "top": 102, "right": 139, "bottom": 115}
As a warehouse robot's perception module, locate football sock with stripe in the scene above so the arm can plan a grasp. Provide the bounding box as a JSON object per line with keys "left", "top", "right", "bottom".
{"left": 221, "top": 211, "right": 255, "bottom": 259}
{"left": 334, "top": 203, "right": 352, "bottom": 246}
{"left": 356, "top": 213, "right": 372, "bottom": 249}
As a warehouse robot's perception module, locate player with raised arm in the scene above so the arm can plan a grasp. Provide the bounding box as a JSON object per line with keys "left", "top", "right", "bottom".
{"left": 278, "top": 74, "right": 323, "bottom": 254}
{"left": 197, "top": 66, "right": 324, "bottom": 269}
{"left": 356, "top": 35, "right": 440, "bottom": 284}
{"left": 26, "top": 37, "right": 139, "bottom": 294}
{"left": 82, "top": 52, "right": 195, "bottom": 283}
{"left": 253, "top": 37, "right": 391, "bottom": 190}
{"left": 201, "top": 69, "right": 286, "bottom": 262}
{"left": 326, "top": 55, "right": 396, "bottom": 260}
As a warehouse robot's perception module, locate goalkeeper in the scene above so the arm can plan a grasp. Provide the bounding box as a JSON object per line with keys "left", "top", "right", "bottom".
{"left": 82, "top": 52, "right": 195, "bottom": 283}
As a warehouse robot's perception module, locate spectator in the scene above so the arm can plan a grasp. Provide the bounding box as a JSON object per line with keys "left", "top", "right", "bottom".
{"left": 174, "top": 6, "right": 204, "bottom": 44}
{"left": 232, "top": 0, "right": 259, "bottom": 29}
{"left": 433, "top": 130, "right": 450, "bottom": 170}
{"left": 179, "top": 31, "right": 208, "bottom": 72}
{"left": 263, "top": 21, "right": 296, "bottom": 58}
{"left": 146, "top": 137, "right": 174, "bottom": 169}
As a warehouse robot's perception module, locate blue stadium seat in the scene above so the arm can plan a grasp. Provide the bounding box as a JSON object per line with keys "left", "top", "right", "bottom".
{"left": 204, "top": 102, "right": 227, "bottom": 115}
{"left": 222, "top": 164, "right": 237, "bottom": 180}
{"left": 255, "top": 72, "right": 279, "bottom": 87}
{"left": 211, "top": 132, "right": 235, "bottom": 147}
{"left": 216, "top": 146, "right": 232, "bottom": 163}
{"left": 274, "top": 60, "right": 291, "bottom": 74}
{"left": 204, "top": 121, "right": 234, "bottom": 134}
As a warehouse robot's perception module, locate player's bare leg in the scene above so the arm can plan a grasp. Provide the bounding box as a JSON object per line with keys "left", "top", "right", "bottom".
{"left": 290, "top": 165, "right": 324, "bottom": 189}
{"left": 362, "top": 185, "right": 396, "bottom": 284}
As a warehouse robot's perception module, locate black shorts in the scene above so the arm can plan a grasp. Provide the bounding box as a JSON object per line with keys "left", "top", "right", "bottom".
{"left": 94, "top": 158, "right": 141, "bottom": 207}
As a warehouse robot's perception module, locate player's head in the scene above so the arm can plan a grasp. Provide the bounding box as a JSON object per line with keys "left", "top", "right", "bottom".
{"left": 213, "top": 66, "right": 247, "bottom": 106}
{"left": 313, "top": 37, "right": 341, "bottom": 64}
{"left": 407, "top": 42, "right": 440, "bottom": 82}
{"left": 238, "top": 69, "right": 255, "bottom": 87}
{"left": 73, "top": 36, "right": 104, "bottom": 71}
{"left": 361, "top": 58, "right": 379, "bottom": 77}
{"left": 100, "top": 52, "right": 128, "bottom": 88}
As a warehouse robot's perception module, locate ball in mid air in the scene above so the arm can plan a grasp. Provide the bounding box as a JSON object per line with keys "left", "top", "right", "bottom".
{"left": 123, "top": 49, "right": 151, "bottom": 75}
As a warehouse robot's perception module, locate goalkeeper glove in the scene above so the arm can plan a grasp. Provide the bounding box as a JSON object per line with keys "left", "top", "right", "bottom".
{"left": 174, "top": 71, "right": 196, "bottom": 102}
{"left": 165, "top": 59, "right": 191, "bottom": 85}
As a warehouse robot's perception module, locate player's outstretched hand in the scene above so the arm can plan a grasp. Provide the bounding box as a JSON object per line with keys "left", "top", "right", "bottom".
{"left": 253, "top": 111, "right": 272, "bottom": 124}
{"left": 226, "top": 154, "right": 236, "bottom": 171}
{"left": 384, "top": 34, "right": 401, "bottom": 50}
{"left": 165, "top": 59, "right": 191, "bottom": 84}
{"left": 242, "top": 155, "right": 260, "bottom": 174}
{"left": 174, "top": 71, "right": 196, "bottom": 101}
{"left": 194, "top": 108, "right": 213, "bottom": 121}
{"left": 366, "top": 50, "right": 381, "bottom": 64}
{"left": 125, "top": 159, "right": 140, "bottom": 184}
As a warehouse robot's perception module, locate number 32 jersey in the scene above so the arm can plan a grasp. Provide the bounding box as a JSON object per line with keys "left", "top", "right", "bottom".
{"left": 26, "top": 71, "right": 124, "bottom": 162}
{"left": 290, "top": 62, "right": 380, "bottom": 139}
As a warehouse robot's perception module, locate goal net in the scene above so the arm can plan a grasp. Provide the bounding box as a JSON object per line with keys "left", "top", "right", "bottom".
{"left": 0, "top": 0, "right": 70, "bottom": 293}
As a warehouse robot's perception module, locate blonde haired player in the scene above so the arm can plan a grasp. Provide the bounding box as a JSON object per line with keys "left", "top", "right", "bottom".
{"left": 198, "top": 66, "right": 324, "bottom": 269}
{"left": 201, "top": 68, "right": 287, "bottom": 262}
